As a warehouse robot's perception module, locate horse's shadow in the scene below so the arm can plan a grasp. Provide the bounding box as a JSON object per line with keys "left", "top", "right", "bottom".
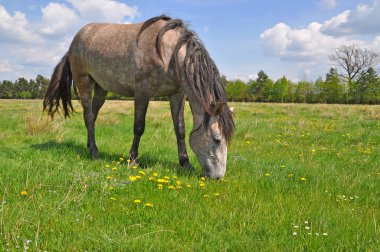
{"left": 30, "top": 140, "right": 197, "bottom": 176}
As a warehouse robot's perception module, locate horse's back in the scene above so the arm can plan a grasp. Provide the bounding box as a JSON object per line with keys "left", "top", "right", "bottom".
{"left": 68, "top": 21, "right": 180, "bottom": 97}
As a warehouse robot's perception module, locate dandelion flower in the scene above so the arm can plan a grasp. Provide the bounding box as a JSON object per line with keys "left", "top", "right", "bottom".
{"left": 110, "top": 197, "right": 117, "bottom": 201}
{"left": 264, "top": 173, "right": 271, "bottom": 177}
{"left": 135, "top": 175, "right": 142, "bottom": 180}
{"left": 129, "top": 176, "right": 137, "bottom": 182}
{"left": 214, "top": 193, "right": 220, "bottom": 197}
{"left": 119, "top": 157, "right": 124, "bottom": 161}
{"left": 200, "top": 177, "right": 206, "bottom": 181}
{"left": 109, "top": 186, "right": 114, "bottom": 191}
{"left": 106, "top": 176, "right": 112, "bottom": 180}
{"left": 199, "top": 182, "right": 206, "bottom": 188}
{"left": 112, "top": 167, "right": 118, "bottom": 171}
{"left": 300, "top": 177, "right": 307, "bottom": 181}
{"left": 132, "top": 166, "right": 137, "bottom": 170}
{"left": 173, "top": 176, "right": 178, "bottom": 179}
{"left": 288, "top": 173, "right": 294, "bottom": 178}
{"left": 105, "top": 165, "right": 110, "bottom": 168}
{"left": 176, "top": 181, "right": 182, "bottom": 186}
{"left": 203, "top": 194, "right": 209, "bottom": 198}
{"left": 20, "top": 190, "right": 28, "bottom": 196}
{"left": 138, "top": 171, "right": 146, "bottom": 176}
{"left": 134, "top": 199, "right": 141, "bottom": 204}
{"left": 145, "top": 202, "right": 154, "bottom": 207}
{"left": 168, "top": 185, "right": 175, "bottom": 189}
{"left": 148, "top": 177, "right": 155, "bottom": 181}
{"left": 157, "top": 184, "right": 163, "bottom": 190}
{"left": 127, "top": 159, "right": 131, "bottom": 163}
{"left": 186, "top": 184, "right": 191, "bottom": 188}
{"left": 152, "top": 172, "right": 158, "bottom": 177}
{"left": 164, "top": 176, "right": 170, "bottom": 180}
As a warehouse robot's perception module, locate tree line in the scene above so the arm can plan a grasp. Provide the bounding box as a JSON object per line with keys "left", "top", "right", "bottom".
{"left": 223, "top": 67, "right": 380, "bottom": 104}
{"left": 0, "top": 68, "right": 379, "bottom": 104}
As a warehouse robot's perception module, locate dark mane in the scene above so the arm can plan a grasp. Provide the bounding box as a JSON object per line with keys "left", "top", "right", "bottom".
{"left": 137, "top": 15, "right": 234, "bottom": 143}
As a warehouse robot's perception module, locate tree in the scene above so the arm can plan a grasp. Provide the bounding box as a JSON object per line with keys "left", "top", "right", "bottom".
{"left": 324, "top": 68, "right": 344, "bottom": 103}
{"left": 329, "top": 44, "right": 380, "bottom": 101}
{"left": 355, "top": 67, "right": 379, "bottom": 104}
{"left": 253, "top": 70, "right": 268, "bottom": 101}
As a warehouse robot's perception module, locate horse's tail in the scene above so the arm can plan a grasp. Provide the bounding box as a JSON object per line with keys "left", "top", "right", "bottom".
{"left": 43, "top": 53, "right": 75, "bottom": 118}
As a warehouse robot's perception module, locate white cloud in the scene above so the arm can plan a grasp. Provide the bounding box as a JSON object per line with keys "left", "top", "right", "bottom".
{"left": 321, "top": 0, "right": 380, "bottom": 35}
{"left": 319, "top": 0, "right": 336, "bottom": 9}
{"left": 0, "top": 5, "right": 41, "bottom": 43}
{"left": 39, "top": 2, "right": 80, "bottom": 36}
{"left": 67, "top": 0, "right": 138, "bottom": 23}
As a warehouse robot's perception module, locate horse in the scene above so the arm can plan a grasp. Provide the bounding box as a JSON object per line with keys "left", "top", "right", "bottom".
{"left": 43, "top": 15, "right": 234, "bottom": 179}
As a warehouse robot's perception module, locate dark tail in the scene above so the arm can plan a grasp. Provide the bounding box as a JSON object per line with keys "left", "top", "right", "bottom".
{"left": 43, "top": 53, "right": 75, "bottom": 118}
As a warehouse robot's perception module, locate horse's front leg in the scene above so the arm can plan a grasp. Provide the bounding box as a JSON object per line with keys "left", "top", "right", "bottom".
{"left": 129, "top": 95, "right": 150, "bottom": 165}
{"left": 169, "top": 93, "right": 194, "bottom": 171}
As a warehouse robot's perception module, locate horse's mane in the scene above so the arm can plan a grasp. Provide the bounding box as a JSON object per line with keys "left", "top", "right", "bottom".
{"left": 137, "top": 15, "right": 234, "bottom": 143}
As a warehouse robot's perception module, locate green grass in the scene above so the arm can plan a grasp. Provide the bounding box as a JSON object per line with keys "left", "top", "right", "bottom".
{"left": 0, "top": 99, "right": 379, "bottom": 251}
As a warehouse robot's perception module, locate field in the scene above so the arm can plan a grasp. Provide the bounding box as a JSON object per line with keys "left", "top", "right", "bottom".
{"left": 0, "top": 99, "right": 379, "bottom": 251}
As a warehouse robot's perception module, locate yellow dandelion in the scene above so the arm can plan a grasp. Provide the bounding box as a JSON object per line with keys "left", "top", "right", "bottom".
{"left": 132, "top": 166, "right": 137, "bottom": 170}
{"left": 176, "top": 181, "right": 182, "bottom": 186}
{"left": 311, "top": 149, "right": 316, "bottom": 153}
{"left": 110, "top": 197, "right": 117, "bottom": 201}
{"left": 106, "top": 175, "right": 112, "bottom": 180}
{"left": 129, "top": 176, "right": 137, "bottom": 182}
{"left": 105, "top": 164, "right": 110, "bottom": 168}
{"left": 127, "top": 159, "right": 131, "bottom": 163}
{"left": 176, "top": 185, "right": 182, "bottom": 189}
{"left": 134, "top": 199, "right": 141, "bottom": 204}
{"left": 145, "top": 202, "right": 154, "bottom": 207}
{"left": 112, "top": 167, "right": 117, "bottom": 171}
{"left": 164, "top": 176, "right": 170, "bottom": 180}
{"left": 138, "top": 171, "right": 146, "bottom": 176}
{"left": 157, "top": 184, "right": 163, "bottom": 190}
{"left": 200, "top": 177, "right": 206, "bottom": 181}
{"left": 203, "top": 194, "right": 210, "bottom": 198}
{"left": 173, "top": 176, "right": 178, "bottom": 179}
{"left": 109, "top": 186, "right": 114, "bottom": 191}
{"left": 288, "top": 173, "right": 294, "bottom": 178}
{"left": 186, "top": 184, "right": 191, "bottom": 188}
{"left": 168, "top": 185, "right": 175, "bottom": 189}
{"left": 135, "top": 175, "right": 142, "bottom": 180}
{"left": 119, "top": 157, "right": 124, "bottom": 161}
{"left": 300, "top": 177, "right": 307, "bottom": 181}
{"left": 20, "top": 190, "right": 28, "bottom": 196}
{"left": 116, "top": 162, "right": 120, "bottom": 165}
{"left": 264, "top": 173, "right": 271, "bottom": 177}
{"left": 214, "top": 193, "right": 220, "bottom": 197}
{"left": 152, "top": 172, "right": 158, "bottom": 177}
{"left": 148, "top": 177, "right": 155, "bottom": 181}
{"left": 199, "top": 182, "right": 206, "bottom": 188}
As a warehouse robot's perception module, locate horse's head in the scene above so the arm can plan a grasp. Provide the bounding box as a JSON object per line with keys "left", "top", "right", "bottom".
{"left": 189, "top": 103, "right": 233, "bottom": 179}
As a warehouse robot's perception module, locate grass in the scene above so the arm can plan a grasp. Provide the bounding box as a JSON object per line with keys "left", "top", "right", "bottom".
{"left": 0, "top": 99, "right": 379, "bottom": 251}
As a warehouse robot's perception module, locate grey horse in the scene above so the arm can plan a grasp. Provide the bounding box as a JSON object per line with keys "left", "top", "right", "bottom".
{"left": 43, "top": 15, "right": 234, "bottom": 179}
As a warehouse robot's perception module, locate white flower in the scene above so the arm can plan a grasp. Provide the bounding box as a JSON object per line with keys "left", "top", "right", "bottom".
{"left": 293, "top": 232, "right": 298, "bottom": 236}
{"left": 305, "top": 226, "right": 310, "bottom": 230}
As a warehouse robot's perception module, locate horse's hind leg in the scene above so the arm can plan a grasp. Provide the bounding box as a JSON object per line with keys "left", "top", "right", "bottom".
{"left": 92, "top": 83, "right": 108, "bottom": 122}
{"left": 129, "top": 95, "right": 150, "bottom": 164}
{"left": 76, "top": 75, "right": 99, "bottom": 158}
{"left": 170, "top": 93, "right": 194, "bottom": 171}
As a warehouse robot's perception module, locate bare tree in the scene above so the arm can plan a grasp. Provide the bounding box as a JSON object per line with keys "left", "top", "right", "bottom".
{"left": 329, "top": 44, "right": 380, "bottom": 84}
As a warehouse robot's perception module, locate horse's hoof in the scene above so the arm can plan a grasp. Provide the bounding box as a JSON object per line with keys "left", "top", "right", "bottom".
{"left": 89, "top": 146, "right": 99, "bottom": 159}
{"left": 181, "top": 160, "right": 195, "bottom": 172}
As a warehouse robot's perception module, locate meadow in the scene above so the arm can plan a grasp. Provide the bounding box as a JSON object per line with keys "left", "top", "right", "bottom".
{"left": 0, "top": 99, "right": 379, "bottom": 251}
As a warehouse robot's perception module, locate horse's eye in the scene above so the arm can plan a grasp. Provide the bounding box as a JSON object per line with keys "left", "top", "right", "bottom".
{"left": 212, "top": 134, "right": 222, "bottom": 144}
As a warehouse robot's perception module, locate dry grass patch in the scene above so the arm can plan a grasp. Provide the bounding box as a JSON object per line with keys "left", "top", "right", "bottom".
{"left": 25, "top": 113, "right": 61, "bottom": 135}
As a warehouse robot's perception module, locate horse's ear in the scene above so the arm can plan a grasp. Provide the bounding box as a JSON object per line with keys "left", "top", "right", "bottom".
{"left": 210, "top": 102, "right": 225, "bottom": 116}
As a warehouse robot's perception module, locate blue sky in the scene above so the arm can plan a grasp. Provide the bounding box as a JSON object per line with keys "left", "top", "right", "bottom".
{"left": 0, "top": 0, "right": 379, "bottom": 82}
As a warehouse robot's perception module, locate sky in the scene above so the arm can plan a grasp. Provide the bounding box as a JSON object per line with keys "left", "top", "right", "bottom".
{"left": 0, "top": 0, "right": 380, "bottom": 82}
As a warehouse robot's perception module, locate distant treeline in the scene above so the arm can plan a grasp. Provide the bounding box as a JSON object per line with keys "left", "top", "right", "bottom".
{"left": 224, "top": 68, "right": 380, "bottom": 104}
{"left": 1, "top": 67, "right": 380, "bottom": 104}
